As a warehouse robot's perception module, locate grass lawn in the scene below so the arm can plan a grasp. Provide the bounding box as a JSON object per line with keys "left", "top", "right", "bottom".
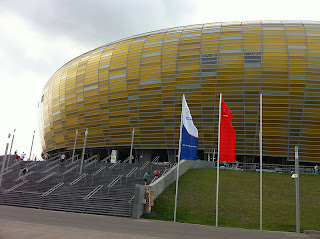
{"left": 146, "top": 169, "right": 320, "bottom": 232}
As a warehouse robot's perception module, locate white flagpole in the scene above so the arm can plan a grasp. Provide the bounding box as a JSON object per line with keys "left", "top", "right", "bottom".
{"left": 260, "top": 93, "right": 263, "bottom": 231}
{"left": 216, "top": 93, "right": 222, "bottom": 227}
{"left": 174, "top": 94, "right": 184, "bottom": 223}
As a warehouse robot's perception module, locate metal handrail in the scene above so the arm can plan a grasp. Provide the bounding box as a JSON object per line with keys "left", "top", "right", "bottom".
{"left": 3, "top": 169, "right": 13, "bottom": 176}
{"left": 108, "top": 175, "right": 123, "bottom": 188}
{"left": 14, "top": 171, "right": 35, "bottom": 182}
{"left": 45, "top": 158, "right": 60, "bottom": 167}
{"left": 84, "top": 185, "right": 103, "bottom": 200}
{"left": 27, "top": 163, "right": 38, "bottom": 170}
{"left": 69, "top": 173, "right": 88, "bottom": 186}
{"left": 65, "top": 154, "right": 78, "bottom": 164}
{"left": 47, "top": 154, "right": 60, "bottom": 162}
{"left": 37, "top": 172, "right": 57, "bottom": 184}
{"left": 123, "top": 156, "right": 133, "bottom": 164}
{"left": 92, "top": 166, "right": 106, "bottom": 176}
{"left": 4, "top": 180, "right": 29, "bottom": 193}
{"left": 150, "top": 156, "right": 160, "bottom": 170}
{"left": 107, "top": 175, "right": 123, "bottom": 197}
{"left": 109, "top": 160, "right": 121, "bottom": 176}
{"left": 91, "top": 166, "right": 106, "bottom": 184}
{"left": 128, "top": 195, "right": 135, "bottom": 217}
{"left": 63, "top": 165, "right": 79, "bottom": 175}
{"left": 128, "top": 195, "right": 135, "bottom": 204}
{"left": 122, "top": 156, "right": 133, "bottom": 169}
{"left": 139, "top": 161, "right": 149, "bottom": 176}
{"left": 125, "top": 167, "right": 138, "bottom": 187}
{"left": 6, "top": 161, "right": 21, "bottom": 171}
{"left": 151, "top": 156, "right": 160, "bottom": 163}
{"left": 26, "top": 161, "right": 37, "bottom": 166}
{"left": 62, "top": 165, "right": 79, "bottom": 181}
{"left": 150, "top": 174, "right": 161, "bottom": 184}
{"left": 125, "top": 167, "right": 138, "bottom": 178}
{"left": 109, "top": 160, "right": 121, "bottom": 169}
{"left": 162, "top": 168, "right": 169, "bottom": 175}
{"left": 43, "top": 164, "right": 59, "bottom": 174}
{"left": 84, "top": 159, "right": 98, "bottom": 168}
{"left": 101, "top": 155, "right": 111, "bottom": 163}
{"left": 85, "top": 155, "right": 98, "bottom": 163}
{"left": 65, "top": 159, "right": 79, "bottom": 168}
{"left": 42, "top": 182, "right": 64, "bottom": 197}
{"left": 139, "top": 161, "right": 149, "bottom": 171}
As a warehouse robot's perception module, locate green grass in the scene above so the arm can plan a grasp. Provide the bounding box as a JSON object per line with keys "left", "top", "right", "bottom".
{"left": 145, "top": 169, "right": 320, "bottom": 232}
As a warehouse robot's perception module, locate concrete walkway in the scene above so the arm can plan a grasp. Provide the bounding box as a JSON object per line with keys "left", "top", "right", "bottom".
{"left": 0, "top": 205, "right": 315, "bottom": 239}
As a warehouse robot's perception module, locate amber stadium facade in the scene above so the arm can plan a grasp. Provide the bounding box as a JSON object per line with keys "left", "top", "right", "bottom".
{"left": 38, "top": 20, "right": 320, "bottom": 163}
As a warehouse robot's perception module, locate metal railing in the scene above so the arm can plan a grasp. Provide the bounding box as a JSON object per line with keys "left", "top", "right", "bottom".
{"left": 37, "top": 172, "right": 57, "bottom": 184}
{"left": 26, "top": 161, "right": 37, "bottom": 166}
{"left": 107, "top": 175, "right": 123, "bottom": 197}
{"left": 125, "top": 167, "right": 138, "bottom": 187}
{"left": 4, "top": 180, "right": 29, "bottom": 193}
{"left": 65, "top": 154, "right": 78, "bottom": 164}
{"left": 128, "top": 195, "right": 135, "bottom": 216}
{"left": 27, "top": 163, "right": 38, "bottom": 171}
{"left": 42, "top": 182, "right": 64, "bottom": 197}
{"left": 150, "top": 156, "right": 160, "bottom": 170}
{"left": 139, "top": 161, "right": 149, "bottom": 177}
{"left": 84, "top": 155, "right": 98, "bottom": 164}
{"left": 36, "top": 172, "right": 57, "bottom": 191}
{"left": 150, "top": 175, "right": 160, "bottom": 184}
{"left": 62, "top": 165, "right": 79, "bottom": 180}
{"left": 122, "top": 156, "right": 133, "bottom": 168}
{"left": 42, "top": 164, "right": 59, "bottom": 174}
{"left": 65, "top": 158, "right": 80, "bottom": 168}
{"left": 47, "top": 154, "right": 60, "bottom": 162}
{"left": 109, "top": 160, "right": 121, "bottom": 176}
{"left": 101, "top": 155, "right": 111, "bottom": 163}
{"left": 162, "top": 168, "right": 169, "bottom": 176}
{"left": 3, "top": 169, "right": 13, "bottom": 176}
{"left": 84, "top": 158, "right": 98, "bottom": 170}
{"left": 91, "top": 166, "right": 106, "bottom": 184}
{"left": 45, "top": 158, "right": 60, "bottom": 167}
{"left": 6, "top": 161, "right": 21, "bottom": 171}
{"left": 69, "top": 173, "right": 88, "bottom": 186}
{"left": 14, "top": 171, "right": 35, "bottom": 182}
{"left": 83, "top": 185, "right": 103, "bottom": 200}
{"left": 217, "top": 162, "right": 318, "bottom": 174}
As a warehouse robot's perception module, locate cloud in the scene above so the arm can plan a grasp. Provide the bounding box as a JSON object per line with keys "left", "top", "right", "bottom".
{"left": 1, "top": 0, "right": 196, "bottom": 48}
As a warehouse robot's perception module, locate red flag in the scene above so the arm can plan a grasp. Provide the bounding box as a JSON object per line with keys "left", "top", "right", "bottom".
{"left": 219, "top": 98, "right": 236, "bottom": 162}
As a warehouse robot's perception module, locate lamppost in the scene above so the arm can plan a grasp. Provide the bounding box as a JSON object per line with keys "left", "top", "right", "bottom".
{"left": 129, "top": 128, "right": 134, "bottom": 164}
{"left": 0, "top": 133, "right": 11, "bottom": 188}
{"left": 79, "top": 128, "right": 88, "bottom": 175}
{"left": 6, "top": 129, "right": 16, "bottom": 170}
{"left": 72, "top": 129, "right": 78, "bottom": 163}
{"left": 28, "top": 130, "right": 35, "bottom": 161}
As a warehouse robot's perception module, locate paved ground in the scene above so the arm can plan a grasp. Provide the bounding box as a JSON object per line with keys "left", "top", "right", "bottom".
{"left": 0, "top": 205, "right": 316, "bottom": 239}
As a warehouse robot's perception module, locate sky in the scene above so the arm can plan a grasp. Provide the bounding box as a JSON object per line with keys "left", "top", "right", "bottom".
{"left": 0, "top": 0, "right": 319, "bottom": 159}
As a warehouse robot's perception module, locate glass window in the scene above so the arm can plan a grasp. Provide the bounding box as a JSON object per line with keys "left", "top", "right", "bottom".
{"left": 139, "top": 79, "right": 161, "bottom": 85}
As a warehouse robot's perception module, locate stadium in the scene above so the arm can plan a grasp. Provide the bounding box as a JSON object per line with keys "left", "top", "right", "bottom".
{"left": 38, "top": 20, "right": 320, "bottom": 164}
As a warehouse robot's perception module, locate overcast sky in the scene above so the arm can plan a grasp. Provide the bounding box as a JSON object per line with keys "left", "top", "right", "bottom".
{"left": 0, "top": 0, "right": 319, "bottom": 159}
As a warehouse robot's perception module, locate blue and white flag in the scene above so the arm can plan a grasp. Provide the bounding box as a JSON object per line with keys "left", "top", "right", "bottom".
{"left": 180, "top": 95, "right": 198, "bottom": 160}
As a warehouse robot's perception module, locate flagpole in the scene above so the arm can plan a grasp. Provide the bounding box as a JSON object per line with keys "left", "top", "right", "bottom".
{"left": 216, "top": 93, "right": 222, "bottom": 227}
{"left": 174, "top": 94, "right": 184, "bottom": 223}
{"left": 260, "top": 93, "right": 263, "bottom": 231}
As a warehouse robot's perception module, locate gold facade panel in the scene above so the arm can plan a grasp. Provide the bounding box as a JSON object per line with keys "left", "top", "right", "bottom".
{"left": 38, "top": 21, "right": 320, "bottom": 162}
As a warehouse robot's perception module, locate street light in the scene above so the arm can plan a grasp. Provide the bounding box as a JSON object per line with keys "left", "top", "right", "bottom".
{"left": 0, "top": 133, "right": 11, "bottom": 188}
{"left": 6, "top": 129, "right": 16, "bottom": 170}
{"left": 28, "top": 130, "right": 35, "bottom": 161}
{"left": 72, "top": 129, "right": 78, "bottom": 163}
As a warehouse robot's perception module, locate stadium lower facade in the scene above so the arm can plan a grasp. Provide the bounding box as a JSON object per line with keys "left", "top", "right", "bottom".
{"left": 38, "top": 21, "right": 320, "bottom": 164}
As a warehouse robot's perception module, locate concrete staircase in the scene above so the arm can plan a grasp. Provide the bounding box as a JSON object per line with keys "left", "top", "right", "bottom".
{"left": 0, "top": 155, "right": 166, "bottom": 217}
